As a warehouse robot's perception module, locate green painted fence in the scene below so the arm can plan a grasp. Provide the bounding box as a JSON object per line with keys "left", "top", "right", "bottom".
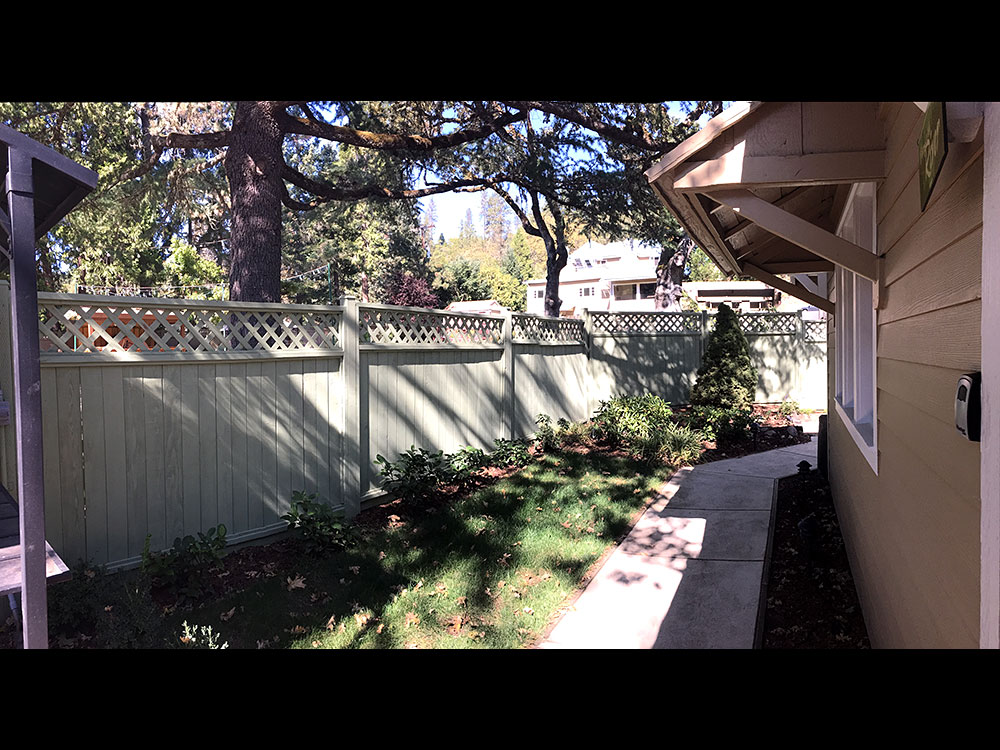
{"left": 0, "top": 283, "right": 825, "bottom": 570}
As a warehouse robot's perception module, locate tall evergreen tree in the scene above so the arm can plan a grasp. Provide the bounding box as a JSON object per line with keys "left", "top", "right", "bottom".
{"left": 689, "top": 303, "right": 759, "bottom": 411}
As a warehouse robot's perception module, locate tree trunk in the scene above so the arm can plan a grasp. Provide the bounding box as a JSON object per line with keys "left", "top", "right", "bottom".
{"left": 225, "top": 101, "right": 284, "bottom": 302}
{"left": 542, "top": 236, "right": 568, "bottom": 317}
{"left": 654, "top": 238, "right": 694, "bottom": 312}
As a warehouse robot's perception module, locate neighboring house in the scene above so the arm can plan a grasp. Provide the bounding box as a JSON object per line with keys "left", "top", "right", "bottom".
{"left": 444, "top": 299, "right": 508, "bottom": 316}
{"left": 525, "top": 241, "right": 661, "bottom": 316}
{"left": 526, "top": 240, "right": 815, "bottom": 318}
{"left": 645, "top": 101, "right": 996, "bottom": 649}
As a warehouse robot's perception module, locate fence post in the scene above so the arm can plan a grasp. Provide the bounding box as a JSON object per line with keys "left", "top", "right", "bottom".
{"left": 503, "top": 310, "right": 515, "bottom": 440}
{"left": 582, "top": 309, "right": 595, "bottom": 419}
{"left": 341, "top": 295, "right": 361, "bottom": 519}
{"left": 700, "top": 309, "right": 710, "bottom": 360}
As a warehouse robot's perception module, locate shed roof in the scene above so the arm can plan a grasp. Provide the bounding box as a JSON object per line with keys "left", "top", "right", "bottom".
{"left": 645, "top": 101, "right": 890, "bottom": 314}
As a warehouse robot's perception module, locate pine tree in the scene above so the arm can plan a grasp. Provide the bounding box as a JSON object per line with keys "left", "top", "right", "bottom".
{"left": 689, "top": 303, "right": 759, "bottom": 410}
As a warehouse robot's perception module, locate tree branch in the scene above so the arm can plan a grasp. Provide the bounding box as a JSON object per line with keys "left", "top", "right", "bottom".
{"left": 275, "top": 106, "right": 528, "bottom": 152}
{"left": 280, "top": 164, "right": 494, "bottom": 208}
{"left": 502, "top": 101, "right": 669, "bottom": 151}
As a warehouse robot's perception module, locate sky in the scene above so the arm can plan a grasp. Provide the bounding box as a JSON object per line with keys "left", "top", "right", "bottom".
{"left": 419, "top": 102, "right": 723, "bottom": 241}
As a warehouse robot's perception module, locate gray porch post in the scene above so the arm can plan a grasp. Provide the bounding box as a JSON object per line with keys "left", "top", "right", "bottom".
{"left": 6, "top": 147, "right": 48, "bottom": 648}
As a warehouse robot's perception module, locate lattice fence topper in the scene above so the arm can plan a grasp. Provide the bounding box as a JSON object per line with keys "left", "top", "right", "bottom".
{"left": 361, "top": 307, "right": 504, "bottom": 345}
{"left": 804, "top": 320, "right": 828, "bottom": 342}
{"left": 592, "top": 311, "right": 702, "bottom": 335}
{"left": 511, "top": 315, "right": 586, "bottom": 343}
{"left": 737, "top": 312, "right": 799, "bottom": 335}
{"left": 38, "top": 298, "right": 342, "bottom": 354}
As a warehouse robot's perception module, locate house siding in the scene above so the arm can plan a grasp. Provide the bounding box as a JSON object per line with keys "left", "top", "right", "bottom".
{"left": 828, "top": 102, "right": 983, "bottom": 648}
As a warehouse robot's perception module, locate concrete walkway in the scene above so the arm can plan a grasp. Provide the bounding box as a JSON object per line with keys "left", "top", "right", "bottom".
{"left": 537, "top": 432, "right": 819, "bottom": 649}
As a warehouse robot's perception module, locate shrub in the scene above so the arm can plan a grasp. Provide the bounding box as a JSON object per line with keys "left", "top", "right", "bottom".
{"left": 534, "top": 414, "right": 558, "bottom": 452}
{"left": 448, "top": 445, "right": 490, "bottom": 480}
{"left": 376, "top": 446, "right": 454, "bottom": 499}
{"left": 281, "top": 491, "right": 356, "bottom": 554}
{"left": 661, "top": 423, "right": 705, "bottom": 465}
{"left": 778, "top": 399, "right": 801, "bottom": 418}
{"left": 715, "top": 409, "right": 757, "bottom": 449}
{"left": 592, "top": 394, "right": 673, "bottom": 446}
{"left": 140, "top": 524, "right": 228, "bottom": 601}
{"left": 630, "top": 422, "right": 704, "bottom": 464}
{"left": 556, "top": 417, "right": 590, "bottom": 447}
{"left": 689, "top": 303, "right": 759, "bottom": 412}
{"left": 489, "top": 437, "right": 532, "bottom": 468}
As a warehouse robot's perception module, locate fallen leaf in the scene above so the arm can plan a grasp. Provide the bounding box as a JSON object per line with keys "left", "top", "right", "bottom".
{"left": 405, "top": 612, "right": 420, "bottom": 628}
{"left": 220, "top": 607, "right": 236, "bottom": 622}
{"left": 286, "top": 575, "right": 306, "bottom": 591}
{"left": 326, "top": 615, "right": 337, "bottom": 631}
{"left": 349, "top": 566, "right": 360, "bottom": 575}
{"left": 290, "top": 625, "right": 308, "bottom": 635}
{"left": 312, "top": 640, "right": 321, "bottom": 648}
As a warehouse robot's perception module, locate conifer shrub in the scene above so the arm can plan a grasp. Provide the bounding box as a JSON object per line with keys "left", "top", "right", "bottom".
{"left": 689, "top": 303, "right": 759, "bottom": 412}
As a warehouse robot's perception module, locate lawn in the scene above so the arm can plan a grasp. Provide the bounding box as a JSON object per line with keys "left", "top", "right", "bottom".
{"left": 19, "top": 443, "right": 675, "bottom": 649}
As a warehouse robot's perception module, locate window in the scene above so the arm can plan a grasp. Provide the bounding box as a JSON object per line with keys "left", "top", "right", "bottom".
{"left": 614, "top": 284, "right": 636, "bottom": 301}
{"left": 533, "top": 289, "right": 544, "bottom": 299}
{"left": 639, "top": 282, "right": 656, "bottom": 300}
{"left": 834, "top": 182, "right": 878, "bottom": 473}
{"left": 579, "top": 287, "right": 593, "bottom": 297}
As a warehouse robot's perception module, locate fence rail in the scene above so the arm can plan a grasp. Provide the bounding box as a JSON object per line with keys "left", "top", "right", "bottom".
{"left": 0, "top": 285, "right": 826, "bottom": 571}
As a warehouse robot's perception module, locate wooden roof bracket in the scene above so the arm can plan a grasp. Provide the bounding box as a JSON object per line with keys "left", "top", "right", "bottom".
{"left": 741, "top": 261, "right": 835, "bottom": 315}
{"left": 711, "top": 188, "right": 878, "bottom": 281}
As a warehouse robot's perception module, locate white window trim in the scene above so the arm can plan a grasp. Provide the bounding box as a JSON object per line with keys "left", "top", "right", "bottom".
{"left": 833, "top": 182, "right": 879, "bottom": 474}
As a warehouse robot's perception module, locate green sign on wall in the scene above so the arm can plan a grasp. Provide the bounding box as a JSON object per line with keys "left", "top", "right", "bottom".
{"left": 918, "top": 102, "right": 947, "bottom": 211}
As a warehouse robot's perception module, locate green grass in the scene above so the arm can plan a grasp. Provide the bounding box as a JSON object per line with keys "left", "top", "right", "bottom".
{"left": 32, "top": 448, "right": 675, "bottom": 649}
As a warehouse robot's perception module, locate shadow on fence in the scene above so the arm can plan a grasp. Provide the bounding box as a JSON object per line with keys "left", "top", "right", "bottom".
{"left": 0, "top": 288, "right": 826, "bottom": 570}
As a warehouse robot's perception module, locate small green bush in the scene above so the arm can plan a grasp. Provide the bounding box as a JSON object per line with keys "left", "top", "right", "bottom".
{"left": 376, "top": 446, "right": 455, "bottom": 499}
{"left": 281, "top": 491, "right": 356, "bottom": 554}
{"left": 535, "top": 414, "right": 558, "bottom": 452}
{"left": 489, "top": 437, "right": 532, "bottom": 468}
{"left": 592, "top": 395, "right": 673, "bottom": 446}
{"left": 140, "top": 524, "right": 228, "bottom": 601}
{"left": 661, "top": 423, "right": 704, "bottom": 465}
{"left": 448, "top": 445, "right": 490, "bottom": 480}
{"left": 556, "top": 417, "right": 590, "bottom": 447}
{"left": 778, "top": 399, "right": 801, "bottom": 418}
{"left": 689, "top": 303, "right": 759, "bottom": 411}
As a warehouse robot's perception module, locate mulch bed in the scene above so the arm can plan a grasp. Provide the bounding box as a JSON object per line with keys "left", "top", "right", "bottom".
{"left": 762, "top": 467, "right": 870, "bottom": 648}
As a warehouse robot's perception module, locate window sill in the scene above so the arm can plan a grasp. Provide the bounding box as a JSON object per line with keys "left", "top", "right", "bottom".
{"left": 834, "top": 398, "right": 879, "bottom": 475}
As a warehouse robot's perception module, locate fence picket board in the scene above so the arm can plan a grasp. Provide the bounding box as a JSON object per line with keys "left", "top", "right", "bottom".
{"left": 56, "top": 368, "right": 86, "bottom": 565}
{"left": 261, "top": 362, "right": 279, "bottom": 527}
{"left": 81, "top": 367, "right": 109, "bottom": 565}
{"left": 197, "top": 364, "right": 218, "bottom": 531}
{"left": 101, "top": 366, "right": 128, "bottom": 563}
{"left": 230, "top": 363, "right": 249, "bottom": 534}
{"left": 39, "top": 368, "right": 62, "bottom": 555}
{"left": 142, "top": 365, "right": 166, "bottom": 552}
{"left": 247, "top": 361, "right": 264, "bottom": 530}
{"left": 180, "top": 365, "right": 201, "bottom": 537}
{"left": 123, "top": 369, "right": 148, "bottom": 558}
{"left": 215, "top": 363, "right": 233, "bottom": 533}
{"left": 162, "top": 366, "right": 184, "bottom": 543}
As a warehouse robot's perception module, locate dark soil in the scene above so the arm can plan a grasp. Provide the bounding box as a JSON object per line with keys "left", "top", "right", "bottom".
{"left": 762, "top": 467, "right": 870, "bottom": 649}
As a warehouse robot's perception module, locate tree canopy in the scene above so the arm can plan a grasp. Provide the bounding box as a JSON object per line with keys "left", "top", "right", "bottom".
{"left": 2, "top": 101, "right": 723, "bottom": 310}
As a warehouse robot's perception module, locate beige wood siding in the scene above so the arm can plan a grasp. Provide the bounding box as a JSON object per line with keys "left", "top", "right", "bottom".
{"left": 829, "top": 101, "right": 983, "bottom": 648}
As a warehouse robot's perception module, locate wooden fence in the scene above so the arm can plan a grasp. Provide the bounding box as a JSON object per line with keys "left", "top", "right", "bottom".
{"left": 0, "top": 283, "right": 825, "bottom": 570}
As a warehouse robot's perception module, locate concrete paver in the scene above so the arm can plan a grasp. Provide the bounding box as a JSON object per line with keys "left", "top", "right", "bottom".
{"left": 538, "top": 438, "right": 818, "bottom": 649}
